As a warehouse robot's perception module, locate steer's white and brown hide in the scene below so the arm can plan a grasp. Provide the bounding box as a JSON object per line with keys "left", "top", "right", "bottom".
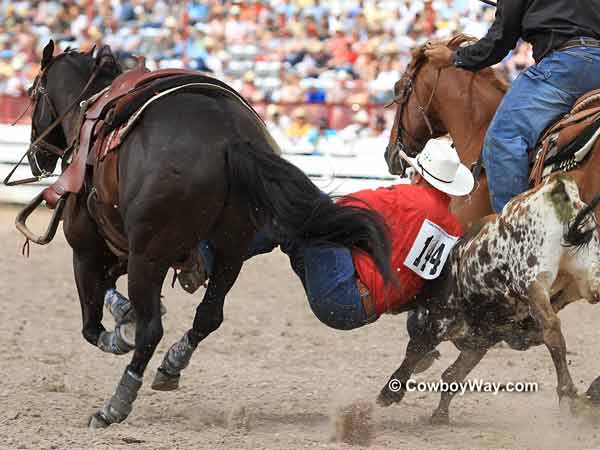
{"left": 378, "top": 175, "right": 600, "bottom": 424}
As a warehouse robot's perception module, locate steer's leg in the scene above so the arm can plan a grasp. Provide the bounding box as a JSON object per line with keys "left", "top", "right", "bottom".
{"left": 430, "top": 346, "right": 488, "bottom": 425}
{"left": 377, "top": 333, "right": 440, "bottom": 407}
{"left": 528, "top": 279, "right": 577, "bottom": 401}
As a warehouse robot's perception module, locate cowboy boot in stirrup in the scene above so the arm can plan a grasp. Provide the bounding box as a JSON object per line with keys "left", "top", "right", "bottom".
{"left": 177, "top": 241, "right": 214, "bottom": 294}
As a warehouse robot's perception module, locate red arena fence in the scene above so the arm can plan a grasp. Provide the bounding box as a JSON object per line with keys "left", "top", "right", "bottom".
{"left": 0, "top": 95, "right": 392, "bottom": 130}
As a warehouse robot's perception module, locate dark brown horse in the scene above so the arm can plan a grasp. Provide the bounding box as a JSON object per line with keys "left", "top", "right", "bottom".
{"left": 21, "top": 41, "right": 394, "bottom": 428}
{"left": 384, "top": 34, "right": 600, "bottom": 229}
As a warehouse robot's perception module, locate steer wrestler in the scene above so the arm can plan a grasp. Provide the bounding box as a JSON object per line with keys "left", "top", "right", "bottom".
{"left": 106, "top": 139, "right": 474, "bottom": 369}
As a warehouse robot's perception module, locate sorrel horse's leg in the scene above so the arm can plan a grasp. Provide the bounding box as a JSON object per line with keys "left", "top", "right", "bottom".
{"left": 89, "top": 252, "right": 169, "bottom": 428}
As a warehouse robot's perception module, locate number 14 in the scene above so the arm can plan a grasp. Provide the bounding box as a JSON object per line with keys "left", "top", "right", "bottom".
{"left": 412, "top": 235, "right": 445, "bottom": 276}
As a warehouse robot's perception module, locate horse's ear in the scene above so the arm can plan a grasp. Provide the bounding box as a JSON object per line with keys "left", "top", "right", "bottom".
{"left": 95, "top": 45, "right": 115, "bottom": 67}
{"left": 41, "top": 40, "right": 55, "bottom": 69}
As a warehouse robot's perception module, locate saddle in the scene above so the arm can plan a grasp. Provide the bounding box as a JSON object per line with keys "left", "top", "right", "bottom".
{"left": 530, "top": 88, "right": 600, "bottom": 185}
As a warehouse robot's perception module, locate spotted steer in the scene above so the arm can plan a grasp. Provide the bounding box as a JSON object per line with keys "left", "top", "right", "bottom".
{"left": 377, "top": 175, "right": 600, "bottom": 424}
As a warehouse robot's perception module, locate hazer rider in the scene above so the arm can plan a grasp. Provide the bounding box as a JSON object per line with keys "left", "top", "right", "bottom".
{"left": 425, "top": 0, "right": 600, "bottom": 213}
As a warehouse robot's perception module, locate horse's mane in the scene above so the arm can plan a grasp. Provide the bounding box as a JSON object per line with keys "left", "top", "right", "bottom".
{"left": 59, "top": 45, "right": 123, "bottom": 83}
{"left": 406, "top": 33, "right": 508, "bottom": 94}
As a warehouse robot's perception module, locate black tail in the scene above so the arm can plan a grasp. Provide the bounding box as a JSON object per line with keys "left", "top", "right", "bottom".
{"left": 564, "top": 191, "right": 600, "bottom": 248}
{"left": 225, "top": 141, "right": 395, "bottom": 286}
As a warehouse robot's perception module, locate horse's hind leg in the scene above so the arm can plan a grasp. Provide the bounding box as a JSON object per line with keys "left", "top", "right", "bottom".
{"left": 152, "top": 249, "right": 245, "bottom": 391}
{"left": 151, "top": 210, "right": 251, "bottom": 391}
{"left": 527, "top": 279, "right": 577, "bottom": 401}
{"left": 430, "top": 346, "right": 488, "bottom": 425}
{"left": 89, "top": 253, "right": 169, "bottom": 428}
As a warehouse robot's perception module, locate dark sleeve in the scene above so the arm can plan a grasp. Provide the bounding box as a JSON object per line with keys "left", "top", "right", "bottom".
{"left": 453, "top": 0, "right": 525, "bottom": 71}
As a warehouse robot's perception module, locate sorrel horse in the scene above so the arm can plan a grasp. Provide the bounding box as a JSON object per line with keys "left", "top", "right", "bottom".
{"left": 19, "top": 41, "right": 394, "bottom": 427}
{"left": 384, "top": 34, "right": 600, "bottom": 406}
{"left": 384, "top": 34, "right": 600, "bottom": 229}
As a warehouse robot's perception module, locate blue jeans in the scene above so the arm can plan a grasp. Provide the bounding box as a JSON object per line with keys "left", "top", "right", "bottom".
{"left": 248, "top": 230, "right": 374, "bottom": 330}
{"left": 483, "top": 46, "right": 600, "bottom": 213}
{"left": 199, "top": 228, "right": 374, "bottom": 330}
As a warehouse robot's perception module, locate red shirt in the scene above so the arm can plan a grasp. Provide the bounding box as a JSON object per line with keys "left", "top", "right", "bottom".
{"left": 346, "top": 185, "right": 463, "bottom": 315}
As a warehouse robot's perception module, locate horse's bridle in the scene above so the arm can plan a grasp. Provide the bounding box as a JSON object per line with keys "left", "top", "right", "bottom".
{"left": 386, "top": 63, "right": 442, "bottom": 174}
{"left": 3, "top": 54, "right": 105, "bottom": 186}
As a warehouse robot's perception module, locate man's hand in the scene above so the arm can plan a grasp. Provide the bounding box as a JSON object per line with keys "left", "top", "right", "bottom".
{"left": 424, "top": 42, "right": 454, "bottom": 68}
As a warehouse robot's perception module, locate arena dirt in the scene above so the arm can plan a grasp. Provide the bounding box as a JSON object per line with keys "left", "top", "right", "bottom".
{"left": 1, "top": 206, "right": 600, "bottom": 450}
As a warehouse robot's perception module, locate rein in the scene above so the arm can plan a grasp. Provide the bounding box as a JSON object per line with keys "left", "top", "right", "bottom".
{"left": 386, "top": 62, "right": 441, "bottom": 170}
{"left": 3, "top": 59, "right": 106, "bottom": 187}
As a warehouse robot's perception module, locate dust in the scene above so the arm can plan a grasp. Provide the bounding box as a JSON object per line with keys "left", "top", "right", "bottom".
{"left": 330, "top": 400, "right": 374, "bottom": 446}
{"left": 227, "top": 403, "right": 252, "bottom": 432}
{"left": 502, "top": 398, "right": 600, "bottom": 450}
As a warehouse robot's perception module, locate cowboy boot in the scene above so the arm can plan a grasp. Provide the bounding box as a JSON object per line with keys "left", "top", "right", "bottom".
{"left": 177, "top": 241, "right": 213, "bottom": 294}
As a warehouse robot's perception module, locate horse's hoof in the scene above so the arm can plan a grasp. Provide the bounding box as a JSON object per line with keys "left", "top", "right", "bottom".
{"left": 88, "top": 412, "right": 110, "bottom": 429}
{"left": 430, "top": 411, "right": 450, "bottom": 425}
{"left": 376, "top": 388, "right": 403, "bottom": 407}
{"left": 561, "top": 394, "right": 591, "bottom": 417}
{"left": 151, "top": 369, "right": 180, "bottom": 391}
{"left": 585, "top": 376, "right": 600, "bottom": 405}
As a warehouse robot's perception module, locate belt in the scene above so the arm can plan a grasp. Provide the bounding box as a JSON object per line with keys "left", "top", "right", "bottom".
{"left": 356, "top": 278, "right": 378, "bottom": 322}
{"left": 558, "top": 37, "right": 600, "bottom": 52}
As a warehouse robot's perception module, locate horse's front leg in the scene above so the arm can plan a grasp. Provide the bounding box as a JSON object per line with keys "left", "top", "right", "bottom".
{"left": 65, "top": 192, "right": 126, "bottom": 352}
{"left": 89, "top": 252, "right": 168, "bottom": 428}
{"left": 72, "top": 248, "right": 118, "bottom": 348}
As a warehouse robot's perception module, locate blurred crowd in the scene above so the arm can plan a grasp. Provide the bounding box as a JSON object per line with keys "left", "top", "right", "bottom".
{"left": 0, "top": 0, "right": 535, "bottom": 153}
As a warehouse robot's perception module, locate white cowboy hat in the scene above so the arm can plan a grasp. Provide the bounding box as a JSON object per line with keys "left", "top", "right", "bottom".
{"left": 399, "top": 139, "right": 474, "bottom": 196}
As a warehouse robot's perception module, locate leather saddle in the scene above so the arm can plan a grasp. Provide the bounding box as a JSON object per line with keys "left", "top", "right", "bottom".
{"left": 530, "top": 88, "right": 600, "bottom": 185}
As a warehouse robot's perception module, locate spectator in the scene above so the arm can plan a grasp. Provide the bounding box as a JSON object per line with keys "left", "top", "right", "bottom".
{"left": 265, "top": 104, "right": 292, "bottom": 151}
{"left": 372, "top": 114, "right": 389, "bottom": 138}
{"left": 286, "top": 107, "right": 313, "bottom": 142}
{"left": 0, "top": 0, "right": 513, "bottom": 125}
{"left": 305, "top": 82, "right": 326, "bottom": 104}
{"left": 306, "top": 116, "right": 344, "bottom": 155}
{"left": 240, "top": 71, "right": 264, "bottom": 102}
{"left": 340, "top": 110, "right": 371, "bottom": 142}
